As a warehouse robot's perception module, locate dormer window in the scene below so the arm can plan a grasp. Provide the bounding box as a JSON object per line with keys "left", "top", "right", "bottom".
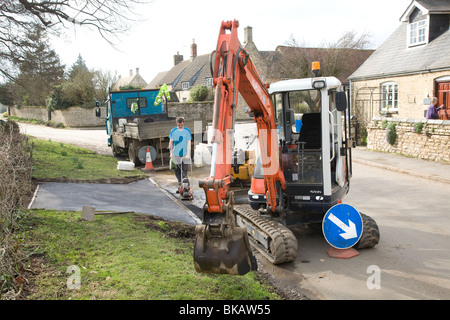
{"left": 181, "top": 82, "right": 190, "bottom": 90}
{"left": 408, "top": 19, "right": 428, "bottom": 46}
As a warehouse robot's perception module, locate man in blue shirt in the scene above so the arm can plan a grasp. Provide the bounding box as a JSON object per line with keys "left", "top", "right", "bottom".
{"left": 426, "top": 97, "right": 443, "bottom": 119}
{"left": 169, "top": 117, "right": 192, "bottom": 191}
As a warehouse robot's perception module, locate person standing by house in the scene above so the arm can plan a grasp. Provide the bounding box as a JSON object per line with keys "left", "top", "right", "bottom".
{"left": 426, "top": 97, "right": 444, "bottom": 119}
{"left": 169, "top": 117, "right": 191, "bottom": 192}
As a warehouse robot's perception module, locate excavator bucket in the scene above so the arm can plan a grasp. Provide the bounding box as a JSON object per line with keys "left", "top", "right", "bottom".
{"left": 194, "top": 224, "right": 257, "bottom": 275}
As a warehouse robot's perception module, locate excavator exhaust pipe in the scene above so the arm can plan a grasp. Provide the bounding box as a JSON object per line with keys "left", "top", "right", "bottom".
{"left": 194, "top": 223, "right": 257, "bottom": 275}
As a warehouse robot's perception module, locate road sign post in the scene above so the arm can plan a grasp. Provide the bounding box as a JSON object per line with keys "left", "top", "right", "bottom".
{"left": 322, "top": 204, "right": 363, "bottom": 250}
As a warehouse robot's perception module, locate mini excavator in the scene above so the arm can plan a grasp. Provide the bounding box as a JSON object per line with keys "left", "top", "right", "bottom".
{"left": 194, "top": 20, "right": 379, "bottom": 275}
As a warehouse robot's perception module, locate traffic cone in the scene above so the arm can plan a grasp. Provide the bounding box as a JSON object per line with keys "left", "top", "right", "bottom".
{"left": 145, "top": 146, "right": 154, "bottom": 170}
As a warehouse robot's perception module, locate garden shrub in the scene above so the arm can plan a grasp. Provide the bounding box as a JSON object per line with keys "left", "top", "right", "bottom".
{"left": 190, "top": 85, "right": 209, "bottom": 102}
{"left": 0, "top": 120, "right": 33, "bottom": 299}
{"left": 414, "top": 121, "right": 424, "bottom": 134}
{"left": 386, "top": 122, "right": 397, "bottom": 145}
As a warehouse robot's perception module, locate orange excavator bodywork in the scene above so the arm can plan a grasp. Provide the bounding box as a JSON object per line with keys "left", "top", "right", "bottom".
{"left": 194, "top": 20, "right": 285, "bottom": 275}
{"left": 203, "top": 19, "right": 284, "bottom": 212}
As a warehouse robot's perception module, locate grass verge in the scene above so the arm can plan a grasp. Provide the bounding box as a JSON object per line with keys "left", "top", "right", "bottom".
{"left": 21, "top": 209, "right": 280, "bottom": 300}
{"left": 21, "top": 138, "right": 280, "bottom": 300}
{"left": 30, "top": 138, "right": 147, "bottom": 182}
{"left": 4, "top": 115, "right": 65, "bottom": 128}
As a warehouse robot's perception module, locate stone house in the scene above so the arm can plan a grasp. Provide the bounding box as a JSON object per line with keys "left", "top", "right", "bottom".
{"left": 147, "top": 40, "right": 213, "bottom": 103}
{"left": 349, "top": 0, "right": 450, "bottom": 126}
{"left": 147, "top": 26, "right": 373, "bottom": 119}
{"left": 112, "top": 68, "right": 148, "bottom": 91}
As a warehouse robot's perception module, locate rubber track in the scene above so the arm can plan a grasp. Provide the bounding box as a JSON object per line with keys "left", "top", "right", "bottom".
{"left": 234, "top": 204, "right": 298, "bottom": 264}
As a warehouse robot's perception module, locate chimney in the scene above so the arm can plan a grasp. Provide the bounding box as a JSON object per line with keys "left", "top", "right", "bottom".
{"left": 190, "top": 38, "right": 197, "bottom": 60}
{"left": 244, "top": 26, "right": 253, "bottom": 45}
{"left": 174, "top": 51, "right": 183, "bottom": 66}
{"left": 136, "top": 68, "right": 140, "bottom": 75}
{"left": 129, "top": 69, "right": 133, "bottom": 77}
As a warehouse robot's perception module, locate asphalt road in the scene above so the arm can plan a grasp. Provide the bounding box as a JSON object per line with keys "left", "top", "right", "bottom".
{"left": 277, "top": 161, "right": 450, "bottom": 300}
{"left": 18, "top": 122, "right": 113, "bottom": 156}
{"left": 20, "top": 121, "right": 450, "bottom": 300}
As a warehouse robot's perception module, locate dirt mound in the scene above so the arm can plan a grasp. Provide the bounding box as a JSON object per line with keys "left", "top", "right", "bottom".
{"left": 135, "top": 214, "right": 196, "bottom": 241}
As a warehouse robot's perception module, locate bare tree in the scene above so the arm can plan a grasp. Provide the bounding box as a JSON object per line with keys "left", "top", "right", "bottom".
{"left": 0, "top": 0, "right": 150, "bottom": 81}
{"left": 93, "top": 69, "right": 118, "bottom": 103}
{"left": 321, "top": 30, "right": 372, "bottom": 80}
{"left": 269, "top": 30, "right": 373, "bottom": 82}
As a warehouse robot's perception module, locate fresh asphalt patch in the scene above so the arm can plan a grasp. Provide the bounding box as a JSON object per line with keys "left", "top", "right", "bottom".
{"left": 29, "top": 178, "right": 201, "bottom": 225}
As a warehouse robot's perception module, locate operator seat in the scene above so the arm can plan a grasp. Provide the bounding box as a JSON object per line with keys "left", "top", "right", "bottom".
{"left": 298, "top": 113, "right": 321, "bottom": 149}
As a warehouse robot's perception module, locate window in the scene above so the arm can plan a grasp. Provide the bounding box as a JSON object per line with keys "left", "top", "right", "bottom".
{"left": 206, "top": 77, "right": 213, "bottom": 87}
{"left": 409, "top": 20, "right": 428, "bottom": 46}
{"left": 272, "top": 93, "right": 285, "bottom": 142}
{"left": 181, "top": 82, "right": 190, "bottom": 90}
{"left": 126, "top": 97, "right": 147, "bottom": 109}
{"left": 380, "top": 82, "right": 398, "bottom": 112}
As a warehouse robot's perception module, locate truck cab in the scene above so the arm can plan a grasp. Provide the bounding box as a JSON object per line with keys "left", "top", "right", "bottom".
{"left": 108, "top": 89, "right": 168, "bottom": 125}
{"left": 106, "top": 89, "right": 168, "bottom": 163}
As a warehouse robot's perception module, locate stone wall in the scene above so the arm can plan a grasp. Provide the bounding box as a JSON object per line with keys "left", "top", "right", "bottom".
{"left": 9, "top": 106, "right": 49, "bottom": 122}
{"left": 9, "top": 105, "right": 105, "bottom": 127}
{"left": 8, "top": 101, "right": 253, "bottom": 128}
{"left": 168, "top": 101, "right": 252, "bottom": 122}
{"left": 167, "top": 102, "right": 213, "bottom": 122}
{"left": 52, "top": 106, "right": 106, "bottom": 127}
{"left": 367, "top": 117, "right": 450, "bottom": 163}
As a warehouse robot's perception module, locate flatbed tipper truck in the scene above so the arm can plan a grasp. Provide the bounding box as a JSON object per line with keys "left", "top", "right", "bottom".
{"left": 96, "top": 88, "right": 207, "bottom": 168}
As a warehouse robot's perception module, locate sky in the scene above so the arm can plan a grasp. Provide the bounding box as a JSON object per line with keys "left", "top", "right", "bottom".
{"left": 50, "top": 0, "right": 412, "bottom": 84}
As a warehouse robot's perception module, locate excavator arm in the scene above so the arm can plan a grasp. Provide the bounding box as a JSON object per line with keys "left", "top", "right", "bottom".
{"left": 194, "top": 20, "right": 285, "bottom": 275}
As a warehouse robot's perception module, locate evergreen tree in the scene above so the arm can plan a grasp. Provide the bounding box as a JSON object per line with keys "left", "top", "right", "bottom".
{"left": 62, "top": 67, "right": 96, "bottom": 107}
{"left": 69, "top": 54, "right": 88, "bottom": 80}
{"left": 47, "top": 55, "right": 96, "bottom": 110}
{"left": 16, "top": 25, "right": 65, "bottom": 106}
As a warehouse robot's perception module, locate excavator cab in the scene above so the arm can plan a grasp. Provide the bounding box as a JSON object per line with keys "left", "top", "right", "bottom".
{"left": 249, "top": 75, "right": 352, "bottom": 225}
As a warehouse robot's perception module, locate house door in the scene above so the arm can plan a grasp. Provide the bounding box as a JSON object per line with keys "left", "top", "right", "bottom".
{"left": 437, "top": 81, "right": 450, "bottom": 120}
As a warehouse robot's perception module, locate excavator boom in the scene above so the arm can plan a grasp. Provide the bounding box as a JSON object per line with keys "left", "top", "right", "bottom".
{"left": 194, "top": 20, "right": 285, "bottom": 275}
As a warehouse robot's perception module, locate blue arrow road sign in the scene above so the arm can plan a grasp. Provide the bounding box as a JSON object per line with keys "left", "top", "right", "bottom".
{"left": 322, "top": 204, "right": 363, "bottom": 249}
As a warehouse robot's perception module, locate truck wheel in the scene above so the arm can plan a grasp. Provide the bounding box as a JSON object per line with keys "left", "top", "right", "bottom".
{"left": 110, "top": 138, "right": 120, "bottom": 157}
{"left": 111, "top": 145, "right": 118, "bottom": 157}
{"left": 354, "top": 213, "right": 380, "bottom": 249}
{"left": 128, "top": 143, "right": 137, "bottom": 164}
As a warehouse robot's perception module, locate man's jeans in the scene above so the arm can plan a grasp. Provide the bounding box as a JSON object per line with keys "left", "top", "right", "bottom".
{"left": 173, "top": 156, "right": 191, "bottom": 185}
